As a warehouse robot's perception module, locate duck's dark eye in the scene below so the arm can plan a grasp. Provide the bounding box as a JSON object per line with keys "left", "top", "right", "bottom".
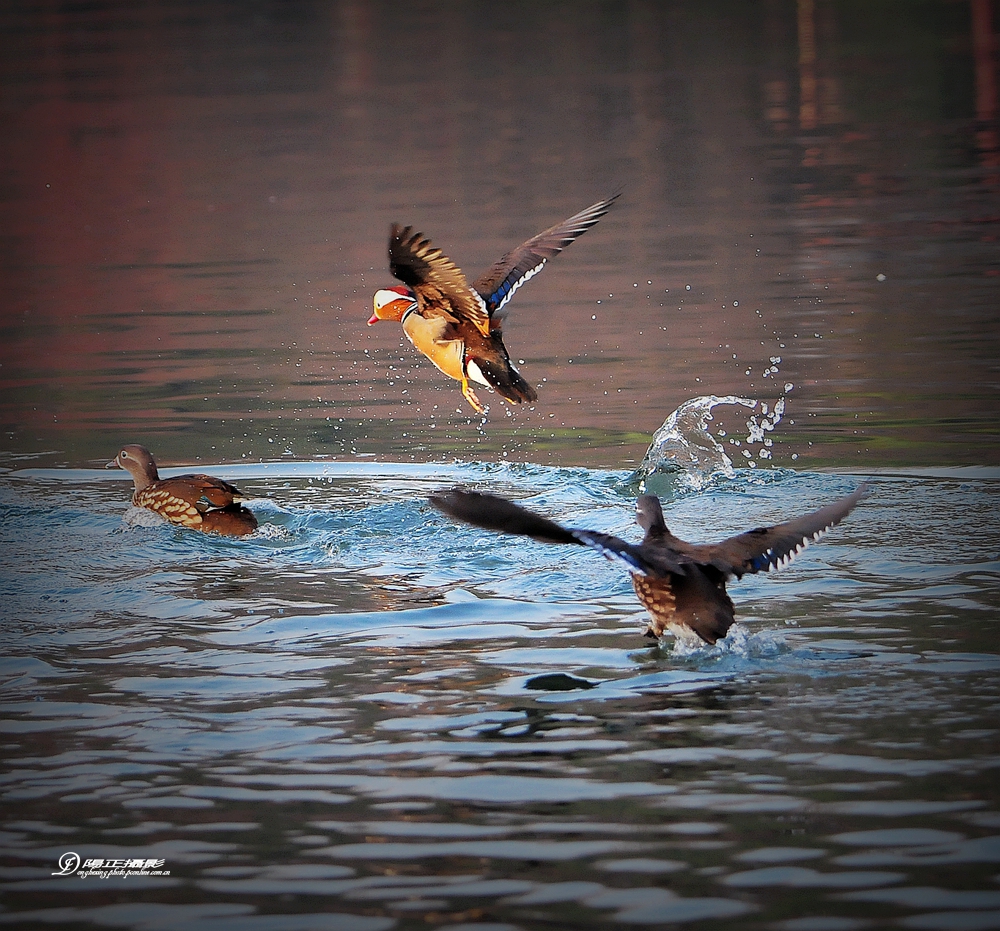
{"left": 120, "top": 450, "right": 128, "bottom": 459}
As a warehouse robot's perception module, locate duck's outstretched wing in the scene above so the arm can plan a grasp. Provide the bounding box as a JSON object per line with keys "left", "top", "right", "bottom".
{"left": 472, "top": 194, "right": 620, "bottom": 319}
{"left": 692, "top": 484, "right": 868, "bottom": 579}
{"left": 429, "top": 488, "right": 685, "bottom": 576}
{"left": 389, "top": 225, "right": 490, "bottom": 335}
{"left": 431, "top": 488, "right": 581, "bottom": 544}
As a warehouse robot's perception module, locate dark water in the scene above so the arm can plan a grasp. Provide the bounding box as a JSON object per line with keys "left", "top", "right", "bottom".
{"left": 2, "top": 0, "right": 998, "bottom": 467}
{"left": 2, "top": 2, "right": 1000, "bottom": 930}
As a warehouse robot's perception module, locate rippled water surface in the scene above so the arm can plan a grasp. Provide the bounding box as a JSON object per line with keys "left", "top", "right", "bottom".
{"left": 2, "top": 458, "right": 1000, "bottom": 930}
{"left": 3, "top": 0, "right": 1000, "bottom": 929}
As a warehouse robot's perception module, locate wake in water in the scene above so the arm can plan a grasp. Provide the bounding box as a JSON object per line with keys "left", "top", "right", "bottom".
{"left": 630, "top": 394, "right": 788, "bottom": 495}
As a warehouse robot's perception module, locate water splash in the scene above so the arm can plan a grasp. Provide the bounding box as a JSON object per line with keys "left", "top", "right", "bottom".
{"left": 628, "top": 394, "right": 787, "bottom": 495}
{"left": 121, "top": 504, "right": 172, "bottom": 529}
{"left": 742, "top": 397, "right": 785, "bottom": 466}
{"left": 629, "top": 395, "right": 753, "bottom": 495}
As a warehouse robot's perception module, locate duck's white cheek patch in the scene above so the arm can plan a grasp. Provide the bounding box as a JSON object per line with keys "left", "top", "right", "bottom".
{"left": 373, "top": 288, "right": 401, "bottom": 310}
{"left": 466, "top": 359, "right": 491, "bottom": 387}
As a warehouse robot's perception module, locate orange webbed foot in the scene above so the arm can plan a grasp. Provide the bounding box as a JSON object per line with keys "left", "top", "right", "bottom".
{"left": 461, "top": 378, "right": 487, "bottom": 414}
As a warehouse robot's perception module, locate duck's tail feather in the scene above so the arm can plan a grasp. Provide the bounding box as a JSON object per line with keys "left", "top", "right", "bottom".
{"left": 468, "top": 356, "right": 538, "bottom": 404}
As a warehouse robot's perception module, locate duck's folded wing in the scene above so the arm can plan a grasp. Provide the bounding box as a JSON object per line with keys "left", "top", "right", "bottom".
{"left": 473, "top": 194, "right": 620, "bottom": 318}
{"left": 696, "top": 484, "right": 868, "bottom": 578}
{"left": 389, "top": 225, "right": 490, "bottom": 334}
{"left": 162, "top": 474, "right": 246, "bottom": 510}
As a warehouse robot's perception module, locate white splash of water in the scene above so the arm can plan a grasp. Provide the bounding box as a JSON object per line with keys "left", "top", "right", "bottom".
{"left": 631, "top": 391, "right": 789, "bottom": 494}
{"left": 742, "top": 396, "right": 786, "bottom": 466}
{"left": 254, "top": 522, "right": 291, "bottom": 541}
{"left": 668, "top": 623, "right": 789, "bottom": 660}
{"left": 121, "top": 505, "right": 171, "bottom": 529}
{"left": 632, "top": 395, "right": 754, "bottom": 493}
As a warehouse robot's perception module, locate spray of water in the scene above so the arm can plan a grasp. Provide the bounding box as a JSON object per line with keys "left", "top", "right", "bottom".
{"left": 628, "top": 393, "right": 788, "bottom": 495}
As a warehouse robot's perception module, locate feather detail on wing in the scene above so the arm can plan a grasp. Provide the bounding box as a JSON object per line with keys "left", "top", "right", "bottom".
{"left": 695, "top": 484, "right": 868, "bottom": 579}
{"left": 570, "top": 530, "right": 665, "bottom": 575}
{"left": 472, "top": 194, "right": 620, "bottom": 318}
{"left": 465, "top": 355, "right": 538, "bottom": 404}
{"left": 151, "top": 474, "right": 247, "bottom": 511}
{"left": 389, "top": 224, "right": 490, "bottom": 335}
{"left": 133, "top": 488, "right": 204, "bottom": 526}
{"left": 134, "top": 482, "right": 257, "bottom": 535}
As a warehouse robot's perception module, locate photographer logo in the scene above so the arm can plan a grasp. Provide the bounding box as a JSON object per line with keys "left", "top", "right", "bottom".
{"left": 52, "top": 852, "right": 80, "bottom": 876}
{"left": 52, "top": 852, "right": 169, "bottom": 879}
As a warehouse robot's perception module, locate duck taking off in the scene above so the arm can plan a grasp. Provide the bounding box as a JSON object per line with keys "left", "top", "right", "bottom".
{"left": 429, "top": 484, "right": 867, "bottom": 644}
{"left": 369, "top": 194, "right": 619, "bottom": 413}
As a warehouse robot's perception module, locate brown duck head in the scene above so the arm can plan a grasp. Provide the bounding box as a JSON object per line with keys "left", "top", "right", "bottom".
{"left": 107, "top": 444, "right": 159, "bottom": 492}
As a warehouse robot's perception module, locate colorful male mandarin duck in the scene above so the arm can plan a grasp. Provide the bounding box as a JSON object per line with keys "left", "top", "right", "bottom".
{"left": 430, "top": 485, "right": 867, "bottom": 645}
{"left": 369, "top": 194, "right": 619, "bottom": 413}
{"left": 107, "top": 444, "right": 258, "bottom": 536}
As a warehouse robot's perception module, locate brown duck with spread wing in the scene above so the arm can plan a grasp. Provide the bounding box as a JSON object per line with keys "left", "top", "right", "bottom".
{"left": 429, "top": 485, "right": 867, "bottom": 644}
{"left": 108, "top": 444, "right": 258, "bottom": 536}
{"left": 369, "top": 194, "right": 619, "bottom": 413}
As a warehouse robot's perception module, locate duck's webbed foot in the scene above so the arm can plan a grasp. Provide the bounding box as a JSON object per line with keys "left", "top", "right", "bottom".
{"left": 461, "top": 378, "right": 487, "bottom": 414}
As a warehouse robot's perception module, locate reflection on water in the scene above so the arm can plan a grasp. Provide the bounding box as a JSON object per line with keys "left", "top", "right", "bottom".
{"left": 1, "top": 0, "right": 998, "bottom": 468}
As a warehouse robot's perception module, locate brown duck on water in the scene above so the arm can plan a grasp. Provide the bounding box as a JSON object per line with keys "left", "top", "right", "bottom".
{"left": 430, "top": 485, "right": 867, "bottom": 645}
{"left": 107, "top": 444, "right": 258, "bottom": 537}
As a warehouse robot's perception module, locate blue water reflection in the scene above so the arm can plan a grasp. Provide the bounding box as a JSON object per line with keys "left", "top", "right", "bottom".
{"left": 2, "top": 458, "right": 999, "bottom": 929}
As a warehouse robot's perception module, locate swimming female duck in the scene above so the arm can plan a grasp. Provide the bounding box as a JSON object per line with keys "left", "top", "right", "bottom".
{"left": 108, "top": 444, "right": 258, "bottom": 536}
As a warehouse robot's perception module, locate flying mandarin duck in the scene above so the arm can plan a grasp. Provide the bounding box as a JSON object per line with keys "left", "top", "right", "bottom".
{"left": 430, "top": 485, "right": 867, "bottom": 645}
{"left": 369, "top": 194, "right": 619, "bottom": 413}
{"left": 108, "top": 444, "right": 258, "bottom": 536}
